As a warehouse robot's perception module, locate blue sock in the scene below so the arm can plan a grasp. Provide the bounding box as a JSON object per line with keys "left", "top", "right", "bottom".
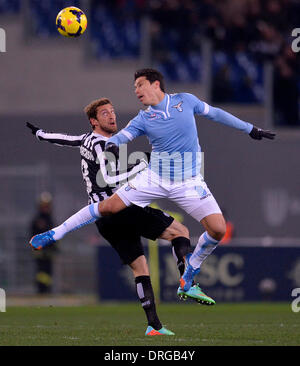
{"left": 189, "top": 231, "right": 219, "bottom": 269}
{"left": 52, "top": 203, "right": 100, "bottom": 240}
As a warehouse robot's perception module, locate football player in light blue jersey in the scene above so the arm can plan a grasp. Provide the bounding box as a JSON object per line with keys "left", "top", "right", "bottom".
{"left": 108, "top": 89, "right": 253, "bottom": 181}
{"left": 30, "top": 69, "right": 275, "bottom": 304}
{"left": 103, "top": 68, "right": 275, "bottom": 300}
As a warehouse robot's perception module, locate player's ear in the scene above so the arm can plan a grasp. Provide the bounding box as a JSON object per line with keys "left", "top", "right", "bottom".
{"left": 90, "top": 118, "right": 97, "bottom": 130}
{"left": 153, "top": 80, "right": 162, "bottom": 91}
{"left": 153, "top": 80, "right": 160, "bottom": 89}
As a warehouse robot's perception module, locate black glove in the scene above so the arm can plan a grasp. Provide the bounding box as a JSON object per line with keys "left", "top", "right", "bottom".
{"left": 26, "top": 122, "right": 40, "bottom": 135}
{"left": 249, "top": 126, "right": 276, "bottom": 140}
{"left": 105, "top": 142, "right": 119, "bottom": 160}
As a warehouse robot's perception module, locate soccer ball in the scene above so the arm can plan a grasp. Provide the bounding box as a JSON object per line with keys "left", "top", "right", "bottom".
{"left": 56, "top": 6, "right": 87, "bottom": 38}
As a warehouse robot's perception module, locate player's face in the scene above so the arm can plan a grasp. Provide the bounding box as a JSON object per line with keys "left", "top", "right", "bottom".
{"left": 134, "top": 76, "right": 162, "bottom": 106}
{"left": 93, "top": 104, "right": 117, "bottom": 135}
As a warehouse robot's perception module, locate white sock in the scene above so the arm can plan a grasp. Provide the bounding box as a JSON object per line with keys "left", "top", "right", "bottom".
{"left": 189, "top": 231, "right": 219, "bottom": 270}
{"left": 52, "top": 203, "right": 100, "bottom": 240}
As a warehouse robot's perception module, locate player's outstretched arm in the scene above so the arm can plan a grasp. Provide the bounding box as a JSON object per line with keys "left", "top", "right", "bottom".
{"left": 202, "top": 105, "right": 254, "bottom": 134}
{"left": 26, "top": 122, "right": 85, "bottom": 147}
{"left": 204, "top": 106, "right": 276, "bottom": 140}
{"left": 190, "top": 94, "right": 276, "bottom": 140}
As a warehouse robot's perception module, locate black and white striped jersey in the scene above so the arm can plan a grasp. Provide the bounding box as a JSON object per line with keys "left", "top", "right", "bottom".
{"left": 36, "top": 130, "right": 147, "bottom": 203}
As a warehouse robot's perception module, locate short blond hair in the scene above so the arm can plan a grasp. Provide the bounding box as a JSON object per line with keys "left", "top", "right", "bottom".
{"left": 84, "top": 98, "right": 112, "bottom": 129}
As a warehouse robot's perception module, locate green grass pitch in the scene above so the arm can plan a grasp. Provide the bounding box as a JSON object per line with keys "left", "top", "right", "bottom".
{"left": 0, "top": 303, "right": 299, "bottom": 346}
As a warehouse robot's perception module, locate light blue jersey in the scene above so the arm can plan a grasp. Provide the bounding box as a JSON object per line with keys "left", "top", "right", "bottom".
{"left": 107, "top": 93, "right": 253, "bottom": 181}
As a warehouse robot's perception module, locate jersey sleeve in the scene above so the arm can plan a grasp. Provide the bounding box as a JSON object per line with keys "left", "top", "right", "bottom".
{"left": 94, "top": 142, "right": 147, "bottom": 187}
{"left": 183, "top": 93, "right": 209, "bottom": 115}
{"left": 184, "top": 93, "right": 253, "bottom": 134}
{"left": 36, "top": 130, "right": 86, "bottom": 147}
{"left": 106, "top": 112, "right": 145, "bottom": 147}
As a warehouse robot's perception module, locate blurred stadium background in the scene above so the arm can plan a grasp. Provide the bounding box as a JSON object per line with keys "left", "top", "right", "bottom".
{"left": 0, "top": 0, "right": 299, "bottom": 306}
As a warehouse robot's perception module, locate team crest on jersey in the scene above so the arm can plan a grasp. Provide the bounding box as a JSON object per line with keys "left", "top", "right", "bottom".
{"left": 172, "top": 101, "right": 183, "bottom": 112}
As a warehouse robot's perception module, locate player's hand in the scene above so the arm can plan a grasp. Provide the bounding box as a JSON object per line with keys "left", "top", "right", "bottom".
{"left": 249, "top": 126, "right": 276, "bottom": 140}
{"left": 105, "top": 142, "right": 119, "bottom": 160}
{"left": 26, "top": 122, "right": 40, "bottom": 135}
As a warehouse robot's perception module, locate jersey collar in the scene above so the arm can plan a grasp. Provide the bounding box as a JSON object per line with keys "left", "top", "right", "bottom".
{"left": 149, "top": 93, "right": 171, "bottom": 119}
{"left": 92, "top": 132, "right": 110, "bottom": 141}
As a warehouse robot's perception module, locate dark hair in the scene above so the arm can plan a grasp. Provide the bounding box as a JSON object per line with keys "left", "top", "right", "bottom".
{"left": 84, "top": 98, "right": 112, "bottom": 130}
{"left": 134, "top": 68, "right": 165, "bottom": 92}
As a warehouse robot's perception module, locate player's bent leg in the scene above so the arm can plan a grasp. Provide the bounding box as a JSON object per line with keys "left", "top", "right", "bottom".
{"left": 183, "top": 213, "right": 225, "bottom": 278}
{"left": 159, "top": 220, "right": 192, "bottom": 278}
{"left": 129, "top": 255, "right": 149, "bottom": 277}
{"left": 179, "top": 215, "right": 225, "bottom": 303}
{"left": 201, "top": 213, "right": 226, "bottom": 242}
{"left": 29, "top": 194, "right": 128, "bottom": 250}
{"left": 184, "top": 213, "right": 226, "bottom": 286}
{"left": 29, "top": 202, "right": 101, "bottom": 249}
{"left": 130, "top": 256, "right": 174, "bottom": 336}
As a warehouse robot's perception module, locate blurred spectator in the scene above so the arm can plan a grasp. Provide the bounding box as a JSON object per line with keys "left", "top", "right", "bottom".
{"left": 30, "top": 192, "right": 58, "bottom": 294}
{"left": 13, "top": 0, "right": 300, "bottom": 123}
{"left": 212, "top": 63, "right": 234, "bottom": 103}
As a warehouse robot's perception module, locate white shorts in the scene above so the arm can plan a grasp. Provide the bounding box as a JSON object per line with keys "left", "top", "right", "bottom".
{"left": 116, "top": 168, "right": 222, "bottom": 222}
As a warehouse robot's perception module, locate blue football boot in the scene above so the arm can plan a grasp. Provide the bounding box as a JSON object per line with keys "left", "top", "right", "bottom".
{"left": 29, "top": 230, "right": 56, "bottom": 250}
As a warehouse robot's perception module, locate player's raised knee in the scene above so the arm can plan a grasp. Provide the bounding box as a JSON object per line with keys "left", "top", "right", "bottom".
{"left": 98, "top": 199, "right": 114, "bottom": 215}
{"left": 210, "top": 224, "right": 226, "bottom": 242}
{"left": 99, "top": 194, "right": 127, "bottom": 216}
